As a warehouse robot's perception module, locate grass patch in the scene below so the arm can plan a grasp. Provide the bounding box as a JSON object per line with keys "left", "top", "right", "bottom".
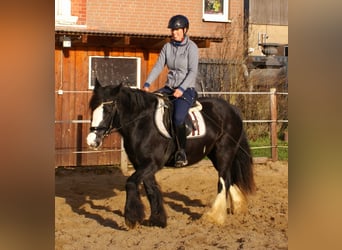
{"left": 250, "top": 137, "right": 288, "bottom": 161}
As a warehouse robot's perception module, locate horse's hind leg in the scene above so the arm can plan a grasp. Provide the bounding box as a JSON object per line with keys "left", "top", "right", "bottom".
{"left": 124, "top": 171, "right": 146, "bottom": 229}
{"left": 202, "top": 147, "right": 233, "bottom": 225}
{"left": 203, "top": 145, "right": 248, "bottom": 224}
{"left": 143, "top": 174, "right": 167, "bottom": 228}
{"left": 203, "top": 174, "right": 248, "bottom": 224}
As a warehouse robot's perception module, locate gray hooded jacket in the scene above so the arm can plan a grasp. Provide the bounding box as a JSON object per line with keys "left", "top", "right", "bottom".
{"left": 145, "top": 36, "right": 199, "bottom": 92}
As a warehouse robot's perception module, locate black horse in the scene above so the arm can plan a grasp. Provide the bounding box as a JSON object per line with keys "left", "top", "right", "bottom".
{"left": 87, "top": 80, "right": 255, "bottom": 228}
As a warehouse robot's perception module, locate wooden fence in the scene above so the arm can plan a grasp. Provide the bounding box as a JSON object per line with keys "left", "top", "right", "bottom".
{"left": 199, "top": 88, "right": 288, "bottom": 162}
{"left": 55, "top": 88, "right": 288, "bottom": 169}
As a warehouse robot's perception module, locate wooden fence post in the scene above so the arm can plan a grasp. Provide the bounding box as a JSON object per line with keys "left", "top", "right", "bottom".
{"left": 76, "top": 115, "right": 83, "bottom": 166}
{"left": 270, "top": 88, "right": 278, "bottom": 161}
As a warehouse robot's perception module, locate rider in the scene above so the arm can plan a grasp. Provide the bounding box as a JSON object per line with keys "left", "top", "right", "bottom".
{"left": 143, "top": 14, "right": 199, "bottom": 167}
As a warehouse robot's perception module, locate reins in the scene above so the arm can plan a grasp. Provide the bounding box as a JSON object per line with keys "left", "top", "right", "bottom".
{"left": 91, "top": 97, "right": 161, "bottom": 134}
{"left": 199, "top": 110, "right": 252, "bottom": 158}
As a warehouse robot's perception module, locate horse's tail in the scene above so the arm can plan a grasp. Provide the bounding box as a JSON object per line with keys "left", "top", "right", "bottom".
{"left": 231, "top": 131, "right": 256, "bottom": 195}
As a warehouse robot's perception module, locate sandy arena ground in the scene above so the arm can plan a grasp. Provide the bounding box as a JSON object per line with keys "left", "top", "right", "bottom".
{"left": 55, "top": 159, "right": 288, "bottom": 249}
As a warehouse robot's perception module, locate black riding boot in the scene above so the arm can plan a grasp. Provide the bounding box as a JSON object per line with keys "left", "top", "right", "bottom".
{"left": 175, "top": 124, "right": 188, "bottom": 167}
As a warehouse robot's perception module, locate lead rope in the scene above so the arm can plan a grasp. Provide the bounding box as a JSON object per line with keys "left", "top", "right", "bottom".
{"left": 107, "top": 100, "right": 164, "bottom": 133}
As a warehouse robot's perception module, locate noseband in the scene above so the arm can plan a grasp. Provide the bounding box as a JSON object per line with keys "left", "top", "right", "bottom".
{"left": 89, "top": 100, "right": 117, "bottom": 136}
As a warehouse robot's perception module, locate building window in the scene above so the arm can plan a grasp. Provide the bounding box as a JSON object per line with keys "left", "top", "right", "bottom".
{"left": 202, "top": 0, "right": 230, "bottom": 22}
{"left": 88, "top": 56, "right": 141, "bottom": 89}
{"left": 55, "top": 0, "right": 78, "bottom": 25}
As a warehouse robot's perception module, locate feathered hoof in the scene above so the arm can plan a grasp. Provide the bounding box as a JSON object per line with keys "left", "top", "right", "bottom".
{"left": 125, "top": 218, "right": 139, "bottom": 229}
{"left": 202, "top": 210, "right": 227, "bottom": 225}
{"left": 147, "top": 217, "right": 167, "bottom": 228}
{"left": 229, "top": 201, "right": 248, "bottom": 214}
{"left": 229, "top": 184, "right": 248, "bottom": 214}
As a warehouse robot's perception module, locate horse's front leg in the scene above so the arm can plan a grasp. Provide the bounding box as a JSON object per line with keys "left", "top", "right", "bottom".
{"left": 143, "top": 174, "right": 167, "bottom": 228}
{"left": 124, "top": 171, "right": 145, "bottom": 229}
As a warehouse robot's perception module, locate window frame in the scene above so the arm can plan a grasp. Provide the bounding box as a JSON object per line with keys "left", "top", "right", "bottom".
{"left": 88, "top": 56, "right": 141, "bottom": 90}
{"left": 202, "top": 0, "right": 230, "bottom": 22}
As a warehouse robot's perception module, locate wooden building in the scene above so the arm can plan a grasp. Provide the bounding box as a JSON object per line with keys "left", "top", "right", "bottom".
{"left": 55, "top": 0, "right": 245, "bottom": 166}
{"left": 244, "top": 0, "right": 288, "bottom": 56}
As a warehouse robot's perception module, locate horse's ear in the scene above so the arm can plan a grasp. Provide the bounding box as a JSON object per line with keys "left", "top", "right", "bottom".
{"left": 94, "top": 78, "right": 102, "bottom": 91}
{"left": 109, "top": 83, "right": 122, "bottom": 96}
{"left": 113, "top": 83, "right": 123, "bottom": 91}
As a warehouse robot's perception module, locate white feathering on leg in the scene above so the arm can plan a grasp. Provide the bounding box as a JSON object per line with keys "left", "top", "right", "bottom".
{"left": 203, "top": 177, "right": 227, "bottom": 225}
{"left": 229, "top": 184, "right": 248, "bottom": 214}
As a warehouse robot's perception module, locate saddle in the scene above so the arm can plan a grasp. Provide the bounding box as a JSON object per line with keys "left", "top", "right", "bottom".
{"left": 154, "top": 94, "right": 206, "bottom": 139}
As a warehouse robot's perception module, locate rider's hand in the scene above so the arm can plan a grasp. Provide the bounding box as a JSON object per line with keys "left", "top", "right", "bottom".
{"left": 173, "top": 88, "right": 183, "bottom": 98}
{"left": 143, "top": 82, "right": 150, "bottom": 92}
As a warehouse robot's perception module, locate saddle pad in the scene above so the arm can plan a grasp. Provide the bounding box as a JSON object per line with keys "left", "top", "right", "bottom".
{"left": 188, "top": 110, "right": 206, "bottom": 138}
{"left": 155, "top": 97, "right": 171, "bottom": 138}
{"left": 155, "top": 97, "right": 206, "bottom": 139}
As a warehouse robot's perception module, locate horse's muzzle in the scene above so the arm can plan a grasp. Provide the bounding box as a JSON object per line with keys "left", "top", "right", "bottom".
{"left": 86, "top": 132, "right": 103, "bottom": 149}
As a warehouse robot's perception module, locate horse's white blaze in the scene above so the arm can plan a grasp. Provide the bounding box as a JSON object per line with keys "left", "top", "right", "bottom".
{"left": 229, "top": 184, "right": 248, "bottom": 214}
{"left": 86, "top": 104, "right": 104, "bottom": 147}
{"left": 204, "top": 177, "right": 227, "bottom": 225}
{"left": 91, "top": 104, "right": 104, "bottom": 127}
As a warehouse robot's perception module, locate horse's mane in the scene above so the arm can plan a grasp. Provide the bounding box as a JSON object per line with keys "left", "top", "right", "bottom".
{"left": 89, "top": 90, "right": 102, "bottom": 111}
{"left": 119, "top": 86, "right": 158, "bottom": 115}
{"left": 89, "top": 80, "right": 159, "bottom": 115}
{"left": 89, "top": 82, "right": 121, "bottom": 111}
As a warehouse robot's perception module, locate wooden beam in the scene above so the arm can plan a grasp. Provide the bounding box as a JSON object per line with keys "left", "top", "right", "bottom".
{"left": 143, "top": 50, "right": 149, "bottom": 61}
{"left": 196, "top": 39, "right": 211, "bottom": 48}
{"left": 81, "top": 34, "right": 88, "bottom": 43}
{"left": 151, "top": 38, "right": 170, "bottom": 48}
{"left": 128, "top": 37, "right": 169, "bottom": 50}
{"left": 112, "top": 36, "right": 131, "bottom": 46}
{"left": 124, "top": 36, "right": 130, "bottom": 45}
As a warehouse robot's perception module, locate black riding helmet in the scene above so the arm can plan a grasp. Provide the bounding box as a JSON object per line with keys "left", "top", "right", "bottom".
{"left": 167, "top": 15, "right": 189, "bottom": 31}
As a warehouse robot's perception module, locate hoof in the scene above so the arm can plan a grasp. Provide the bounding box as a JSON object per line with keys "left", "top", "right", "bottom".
{"left": 125, "top": 218, "right": 139, "bottom": 229}
{"left": 148, "top": 217, "right": 167, "bottom": 228}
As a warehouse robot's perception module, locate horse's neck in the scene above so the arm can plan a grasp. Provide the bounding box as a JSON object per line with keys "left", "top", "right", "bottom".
{"left": 118, "top": 89, "right": 157, "bottom": 125}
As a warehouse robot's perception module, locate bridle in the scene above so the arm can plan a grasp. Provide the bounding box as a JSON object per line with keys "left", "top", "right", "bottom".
{"left": 89, "top": 100, "right": 118, "bottom": 136}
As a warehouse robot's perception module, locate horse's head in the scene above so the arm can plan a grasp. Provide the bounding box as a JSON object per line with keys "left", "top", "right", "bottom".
{"left": 86, "top": 80, "right": 121, "bottom": 149}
